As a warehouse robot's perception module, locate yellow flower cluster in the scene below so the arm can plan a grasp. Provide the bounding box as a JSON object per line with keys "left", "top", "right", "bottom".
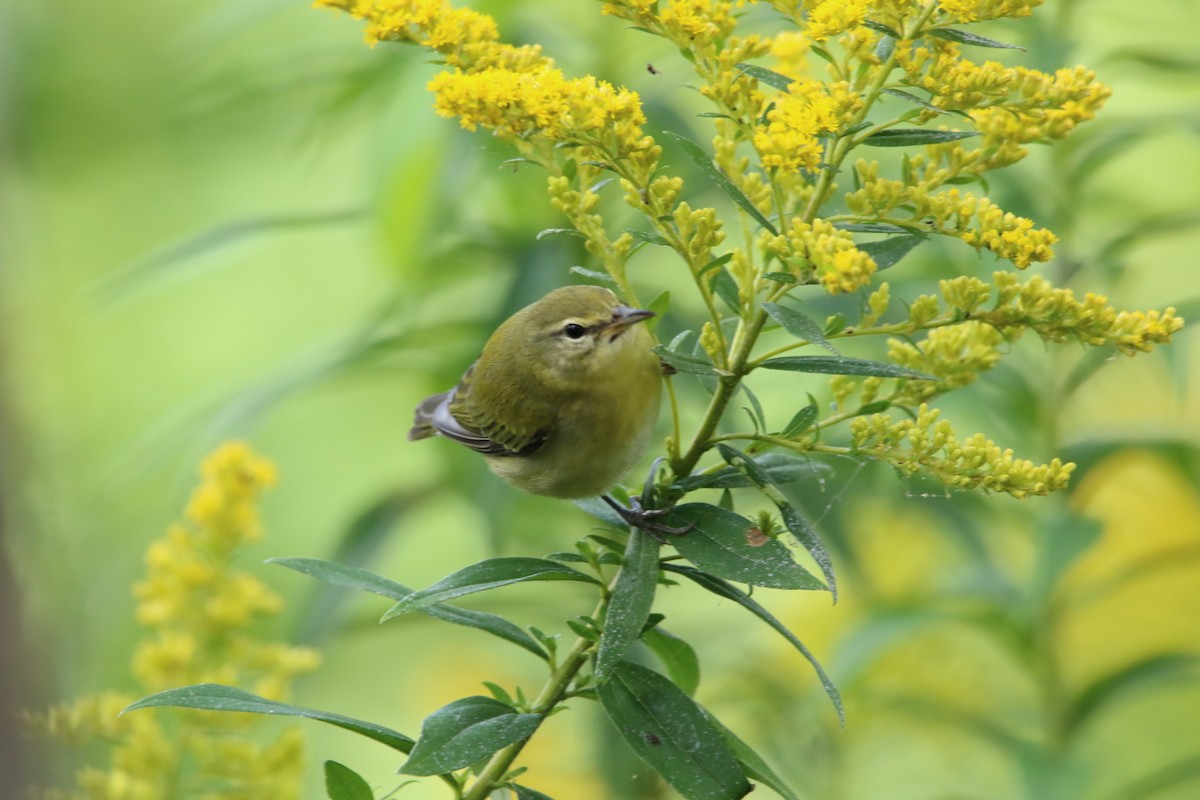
{"left": 980, "top": 273, "right": 1183, "bottom": 355}
{"left": 845, "top": 170, "right": 1057, "bottom": 268}
{"left": 935, "top": 0, "right": 1041, "bottom": 23}
{"left": 32, "top": 443, "right": 318, "bottom": 800}
{"left": 851, "top": 404, "right": 1075, "bottom": 498}
{"left": 766, "top": 217, "right": 877, "bottom": 293}
{"left": 657, "top": 0, "right": 738, "bottom": 47}
{"left": 897, "top": 272, "right": 1185, "bottom": 356}
{"left": 753, "top": 79, "right": 860, "bottom": 174}
{"left": 804, "top": 0, "right": 869, "bottom": 42}
{"left": 888, "top": 321, "right": 1005, "bottom": 403}
{"left": 316, "top": 0, "right": 497, "bottom": 51}
{"left": 429, "top": 67, "right": 647, "bottom": 143}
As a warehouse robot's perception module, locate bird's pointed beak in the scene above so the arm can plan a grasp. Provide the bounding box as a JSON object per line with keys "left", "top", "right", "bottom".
{"left": 608, "top": 306, "right": 656, "bottom": 330}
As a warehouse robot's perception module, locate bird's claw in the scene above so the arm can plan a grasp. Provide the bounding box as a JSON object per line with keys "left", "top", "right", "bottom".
{"left": 602, "top": 495, "right": 694, "bottom": 541}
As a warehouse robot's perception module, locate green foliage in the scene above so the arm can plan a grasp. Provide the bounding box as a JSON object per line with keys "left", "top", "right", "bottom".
{"left": 110, "top": 0, "right": 1199, "bottom": 798}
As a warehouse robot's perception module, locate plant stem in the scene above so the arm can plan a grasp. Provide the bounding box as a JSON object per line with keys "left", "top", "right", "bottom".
{"left": 461, "top": 634, "right": 595, "bottom": 800}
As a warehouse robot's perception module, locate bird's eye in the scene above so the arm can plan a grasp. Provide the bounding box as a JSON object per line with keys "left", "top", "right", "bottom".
{"left": 563, "top": 323, "right": 587, "bottom": 340}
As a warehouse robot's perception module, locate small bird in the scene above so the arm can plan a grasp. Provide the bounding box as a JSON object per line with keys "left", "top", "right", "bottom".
{"left": 409, "top": 285, "right": 663, "bottom": 502}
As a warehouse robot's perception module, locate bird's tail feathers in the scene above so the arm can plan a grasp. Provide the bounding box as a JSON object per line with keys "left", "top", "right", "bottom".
{"left": 408, "top": 390, "right": 453, "bottom": 441}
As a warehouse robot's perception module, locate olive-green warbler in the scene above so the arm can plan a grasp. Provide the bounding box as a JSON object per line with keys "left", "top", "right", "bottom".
{"left": 409, "top": 285, "right": 662, "bottom": 500}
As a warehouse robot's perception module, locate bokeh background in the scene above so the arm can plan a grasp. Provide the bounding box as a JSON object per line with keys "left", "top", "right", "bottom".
{"left": 4, "top": 0, "right": 1200, "bottom": 797}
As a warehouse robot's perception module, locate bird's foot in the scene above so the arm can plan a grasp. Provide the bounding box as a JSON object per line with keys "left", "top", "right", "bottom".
{"left": 602, "top": 495, "right": 694, "bottom": 541}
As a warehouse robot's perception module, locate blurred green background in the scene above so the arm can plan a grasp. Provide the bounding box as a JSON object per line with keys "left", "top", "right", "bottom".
{"left": 3, "top": 0, "right": 1200, "bottom": 798}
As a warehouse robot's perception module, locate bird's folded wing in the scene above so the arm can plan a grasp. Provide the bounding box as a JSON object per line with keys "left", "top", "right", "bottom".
{"left": 430, "top": 364, "right": 550, "bottom": 457}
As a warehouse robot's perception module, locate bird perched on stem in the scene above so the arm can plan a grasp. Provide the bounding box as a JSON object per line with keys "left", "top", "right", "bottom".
{"left": 410, "top": 285, "right": 674, "bottom": 528}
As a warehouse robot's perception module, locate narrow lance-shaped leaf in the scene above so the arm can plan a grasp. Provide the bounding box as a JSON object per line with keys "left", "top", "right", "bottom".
{"left": 400, "top": 696, "right": 541, "bottom": 776}
{"left": 595, "top": 531, "right": 662, "bottom": 681}
{"left": 653, "top": 345, "right": 729, "bottom": 377}
{"left": 673, "top": 452, "right": 831, "bottom": 492}
{"left": 758, "top": 355, "right": 935, "bottom": 380}
{"left": 699, "top": 711, "right": 804, "bottom": 800}
{"left": 270, "top": 557, "right": 546, "bottom": 659}
{"left": 662, "top": 565, "right": 844, "bottom": 724}
{"left": 642, "top": 627, "right": 701, "bottom": 696}
{"left": 598, "top": 661, "right": 752, "bottom": 800}
{"left": 763, "top": 302, "right": 839, "bottom": 354}
{"left": 123, "top": 684, "right": 415, "bottom": 753}
{"left": 780, "top": 403, "right": 818, "bottom": 438}
{"left": 717, "top": 444, "right": 837, "bottom": 603}
{"left": 862, "top": 129, "right": 980, "bottom": 147}
{"left": 325, "top": 761, "right": 374, "bottom": 800}
{"left": 733, "top": 62, "right": 794, "bottom": 92}
{"left": 382, "top": 558, "right": 600, "bottom": 621}
{"left": 664, "top": 131, "right": 778, "bottom": 235}
{"left": 666, "top": 503, "right": 825, "bottom": 590}
{"left": 881, "top": 88, "right": 958, "bottom": 115}
{"left": 929, "top": 27, "right": 1024, "bottom": 50}
{"left": 858, "top": 235, "right": 925, "bottom": 271}
{"left": 709, "top": 269, "right": 741, "bottom": 314}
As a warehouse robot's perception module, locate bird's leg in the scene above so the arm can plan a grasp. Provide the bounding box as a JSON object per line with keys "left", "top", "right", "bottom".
{"left": 601, "top": 495, "right": 694, "bottom": 540}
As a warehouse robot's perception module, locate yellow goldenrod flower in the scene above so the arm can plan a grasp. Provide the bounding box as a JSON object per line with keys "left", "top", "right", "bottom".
{"left": 766, "top": 217, "right": 877, "bottom": 293}
{"left": 851, "top": 404, "right": 1075, "bottom": 498}
{"left": 804, "top": 0, "right": 869, "bottom": 42}
{"left": 936, "top": 0, "right": 1042, "bottom": 23}
{"left": 888, "top": 321, "right": 1005, "bottom": 403}
{"left": 753, "top": 80, "right": 841, "bottom": 173}
{"left": 32, "top": 443, "right": 318, "bottom": 799}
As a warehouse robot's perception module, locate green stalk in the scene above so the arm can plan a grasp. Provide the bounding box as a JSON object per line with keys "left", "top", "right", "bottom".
{"left": 461, "top": 634, "right": 595, "bottom": 800}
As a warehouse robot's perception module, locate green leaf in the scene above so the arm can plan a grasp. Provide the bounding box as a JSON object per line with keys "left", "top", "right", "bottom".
{"left": 881, "top": 88, "right": 953, "bottom": 115}
{"left": 653, "top": 345, "right": 729, "bottom": 377}
{"left": 1064, "top": 654, "right": 1199, "bottom": 736}
{"left": 513, "top": 785, "right": 556, "bottom": 800}
{"left": 270, "top": 558, "right": 547, "bottom": 659}
{"left": 738, "top": 384, "right": 768, "bottom": 434}
{"left": 646, "top": 290, "right": 672, "bottom": 334}
{"left": 733, "top": 62, "right": 794, "bottom": 92}
{"left": 290, "top": 492, "right": 412, "bottom": 645}
{"left": 673, "top": 452, "right": 831, "bottom": 491}
{"left": 381, "top": 558, "right": 600, "bottom": 621}
{"left": 759, "top": 355, "right": 934, "bottom": 380}
{"left": 709, "top": 269, "right": 741, "bottom": 314}
{"left": 91, "top": 207, "right": 365, "bottom": 304}
{"left": 666, "top": 504, "right": 825, "bottom": 590}
{"left": 763, "top": 302, "right": 839, "bottom": 355}
{"left": 833, "top": 221, "right": 911, "bottom": 234}
{"left": 626, "top": 229, "right": 671, "bottom": 246}
{"left": 858, "top": 234, "right": 925, "bottom": 271}
{"left": 595, "top": 531, "right": 662, "bottom": 681}
{"left": 664, "top": 131, "right": 778, "bottom": 235}
{"left": 780, "top": 403, "right": 818, "bottom": 438}
{"left": 697, "top": 252, "right": 735, "bottom": 277}
{"left": 1028, "top": 513, "right": 1101, "bottom": 608}
{"left": 862, "top": 20, "right": 901, "bottom": 37}
{"left": 862, "top": 129, "right": 980, "bottom": 147}
{"left": 536, "top": 227, "right": 585, "bottom": 240}
{"left": 598, "top": 662, "right": 752, "bottom": 800}
{"left": 662, "top": 566, "right": 844, "bottom": 724}
{"left": 716, "top": 444, "right": 837, "bottom": 602}
{"left": 400, "top": 696, "right": 540, "bottom": 776}
{"left": 325, "top": 761, "right": 374, "bottom": 800}
{"left": 929, "top": 27, "right": 1024, "bottom": 50}
{"left": 643, "top": 627, "right": 701, "bottom": 696}
{"left": 701, "top": 712, "right": 804, "bottom": 800}
{"left": 1102, "top": 754, "right": 1200, "bottom": 800}
{"left": 569, "top": 266, "right": 618, "bottom": 286}
{"left": 573, "top": 496, "right": 628, "bottom": 528}
{"left": 123, "top": 684, "right": 414, "bottom": 753}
